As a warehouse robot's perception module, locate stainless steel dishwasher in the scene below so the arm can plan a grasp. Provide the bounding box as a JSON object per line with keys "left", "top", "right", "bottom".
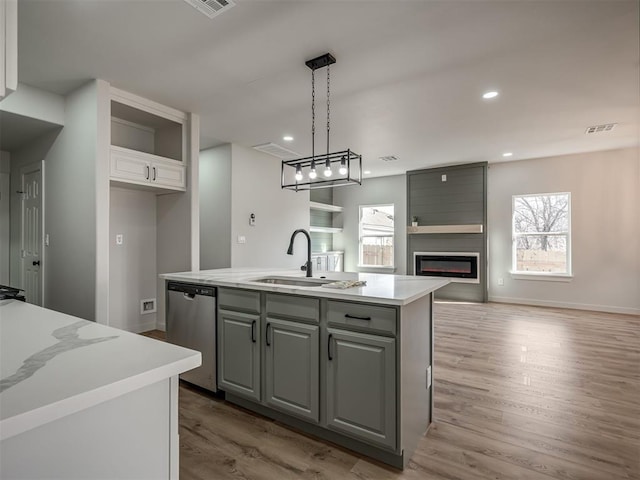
{"left": 166, "top": 282, "right": 217, "bottom": 392}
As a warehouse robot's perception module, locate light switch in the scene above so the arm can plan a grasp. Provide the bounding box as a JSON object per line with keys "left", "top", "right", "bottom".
{"left": 441, "top": 174, "right": 447, "bottom": 182}
{"left": 237, "top": 235, "right": 246, "bottom": 244}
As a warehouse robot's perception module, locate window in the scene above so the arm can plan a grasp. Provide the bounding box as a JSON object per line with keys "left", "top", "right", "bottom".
{"left": 359, "top": 204, "right": 394, "bottom": 268}
{"left": 512, "top": 192, "right": 571, "bottom": 275}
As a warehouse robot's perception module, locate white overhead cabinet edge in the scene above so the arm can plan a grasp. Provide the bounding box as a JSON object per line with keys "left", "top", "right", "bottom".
{"left": 109, "top": 87, "right": 187, "bottom": 193}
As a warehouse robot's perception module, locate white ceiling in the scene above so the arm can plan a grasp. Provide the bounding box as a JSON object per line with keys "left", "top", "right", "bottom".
{"left": 16, "top": 0, "right": 640, "bottom": 177}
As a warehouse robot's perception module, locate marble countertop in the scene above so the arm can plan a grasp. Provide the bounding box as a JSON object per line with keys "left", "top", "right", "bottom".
{"left": 0, "top": 300, "right": 201, "bottom": 441}
{"left": 161, "top": 268, "right": 449, "bottom": 306}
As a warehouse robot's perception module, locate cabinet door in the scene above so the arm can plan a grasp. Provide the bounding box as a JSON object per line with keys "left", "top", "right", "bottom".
{"left": 326, "top": 328, "right": 396, "bottom": 450}
{"left": 151, "top": 162, "right": 186, "bottom": 190}
{"left": 265, "top": 318, "right": 319, "bottom": 423}
{"left": 110, "top": 150, "right": 150, "bottom": 185}
{"left": 217, "top": 309, "right": 260, "bottom": 401}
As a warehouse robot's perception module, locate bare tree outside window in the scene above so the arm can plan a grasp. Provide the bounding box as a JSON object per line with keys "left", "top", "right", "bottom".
{"left": 513, "top": 193, "right": 571, "bottom": 273}
{"left": 359, "top": 205, "right": 394, "bottom": 267}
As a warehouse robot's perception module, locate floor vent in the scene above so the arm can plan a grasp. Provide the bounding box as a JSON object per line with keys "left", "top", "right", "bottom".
{"left": 585, "top": 123, "right": 617, "bottom": 134}
{"left": 253, "top": 142, "right": 300, "bottom": 160}
{"left": 183, "top": 0, "right": 235, "bottom": 19}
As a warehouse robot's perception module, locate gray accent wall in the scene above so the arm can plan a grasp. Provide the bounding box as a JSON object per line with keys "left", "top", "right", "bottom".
{"left": 407, "top": 163, "right": 488, "bottom": 302}
{"left": 333, "top": 175, "right": 406, "bottom": 274}
{"left": 199, "top": 144, "right": 232, "bottom": 269}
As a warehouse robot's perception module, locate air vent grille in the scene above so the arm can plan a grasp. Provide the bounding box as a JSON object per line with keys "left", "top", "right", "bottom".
{"left": 253, "top": 143, "right": 300, "bottom": 160}
{"left": 183, "top": 0, "right": 235, "bottom": 19}
{"left": 585, "top": 123, "right": 617, "bottom": 134}
{"left": 379, "top": 155, "right": 398, "bottom": 162}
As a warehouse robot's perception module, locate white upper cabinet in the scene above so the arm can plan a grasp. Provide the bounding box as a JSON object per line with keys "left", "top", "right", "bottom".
{"left": 0, "top": 0, "right": 18, "bottom": 100}
{"left": 109, "top": 87, "right": 187, "bottom": 192}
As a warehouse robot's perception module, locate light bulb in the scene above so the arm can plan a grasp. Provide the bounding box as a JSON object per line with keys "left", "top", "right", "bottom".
{"left": 309, "top": 160, "right": 317, "bottom": 179}
{"left": 324, "top": 158, "right": 332, "bottom": 177}
{"left": 295, "top": 165, "right": 303, "bottom": 181}
{"left": 339, "top": 156, "right": 348, "bottom": 175}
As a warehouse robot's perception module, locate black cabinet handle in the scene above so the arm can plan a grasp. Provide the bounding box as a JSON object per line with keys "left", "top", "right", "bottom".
{"left": 152, "top": 166, "right": 157, "bottom": 181}
{"left": 32, "top": 260, "right": 41, "bottom": 266}
{"left": 328, "top": 333, "right": 333, "bottom": 360}
{"left": 345, "top": 313, "right": 372, "bottom": 321}
{"left": 146, "top": 165, "right": 150, "bottom": 180}
{"left": 265, "top": 322, "right": 271, "bottom": 346}
{"left": 251, "top": 320, "right": 256, "bottom": 343}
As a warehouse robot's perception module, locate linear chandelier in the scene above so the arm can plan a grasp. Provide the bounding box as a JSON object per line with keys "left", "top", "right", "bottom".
{"left": 281, "top": 53, "right": 362, "bottom": 191}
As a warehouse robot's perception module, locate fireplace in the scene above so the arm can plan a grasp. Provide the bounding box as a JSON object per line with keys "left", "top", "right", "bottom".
{"left": 414, "top": 252, "right": 479, "bottom": 284}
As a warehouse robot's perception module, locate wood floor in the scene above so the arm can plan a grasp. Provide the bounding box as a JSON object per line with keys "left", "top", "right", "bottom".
{"left": 154, "top": 302, "right": 640, "bottom": 480}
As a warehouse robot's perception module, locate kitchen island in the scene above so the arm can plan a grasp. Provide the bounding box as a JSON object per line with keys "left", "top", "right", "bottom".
{"left": 162, "top": 268, "right": 448, "bottom": 469}
{"left": 0, "top": 299, "right": 201, "bottom": 480}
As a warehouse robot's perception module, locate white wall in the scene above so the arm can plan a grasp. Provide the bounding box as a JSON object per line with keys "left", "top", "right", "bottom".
{"left": 333, "top": 175, "right": 407, "bottom": 274}
{"left": 199, "top": 144, "right": 232, "bottom": 269}
{"left": 0, "top": 151, "right": 10, "bottom": 284}
{"left": 42, "top": 81, "right": 99, "bottom": 320}
{"left": 109, "top": 187, "right": 157, "bottom": 332}
{"left": 0, "top": 83, "right": 65, "bottom": 125}
{"left": 488, "top": 147, "right": 640, "bottom": 315}
{"left": 229, "top": 144, "right": 309, "bottom": 269}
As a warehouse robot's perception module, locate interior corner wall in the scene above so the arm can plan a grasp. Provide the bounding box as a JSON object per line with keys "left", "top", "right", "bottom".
{"left": 488, "top": 147, "right": 640, "bottom": 315}
{"left": 109, "top": 187, "right": 157, "bottom": 333}
{"left": 42, "top": 81, "right": 99, "bottom": 320}
{"left": 199, "top": 144, "right": 232, "bottom": 269}
{"left": 229, "top": 144, "right": 309, "bottom": 269}
{"left": 332, "top": 175, "right": 407, "bottom": 275}
{"left": 0, "top": 151, "right": 10, "bottom": 284}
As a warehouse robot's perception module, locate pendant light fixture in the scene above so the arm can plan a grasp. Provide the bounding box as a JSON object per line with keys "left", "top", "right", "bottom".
{"left": 281, "top": 53, "right": 362, "bottom": 191}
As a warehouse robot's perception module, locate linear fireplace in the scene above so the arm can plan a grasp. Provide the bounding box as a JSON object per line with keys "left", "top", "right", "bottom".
{"left": 414, "top": 252, "right": 479, "bottom": 284}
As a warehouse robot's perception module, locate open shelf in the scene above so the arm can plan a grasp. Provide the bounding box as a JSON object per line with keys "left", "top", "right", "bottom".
{"left": 310, "top": 201, "right": 343, "bottom": 213}
{"left": 407, "top": 224, "right": 483, "bottom": 234}
{"left": 310, "top": 226, "right": 343, "bottom": 234}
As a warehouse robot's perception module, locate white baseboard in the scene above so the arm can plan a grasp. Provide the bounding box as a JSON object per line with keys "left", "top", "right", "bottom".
{"left": 125, "top": 319, "right": 159, "bottom": 334}
{"left": 489, "top": 295, "right": 640, "bottom": 316}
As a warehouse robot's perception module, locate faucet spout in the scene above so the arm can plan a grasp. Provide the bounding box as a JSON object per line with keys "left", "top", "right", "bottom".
{"left": 287, "top": 229, "right": 312, "bottom": 277}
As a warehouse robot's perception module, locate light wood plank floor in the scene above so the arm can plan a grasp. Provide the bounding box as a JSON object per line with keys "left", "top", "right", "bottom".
{"left": 148, "top": 302, "right": 640, "bottom": 480}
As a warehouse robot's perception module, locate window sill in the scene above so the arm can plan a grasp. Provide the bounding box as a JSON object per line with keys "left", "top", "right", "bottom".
{"left": 357, "top": 265, "right": 396, "bottom": 273}
{"left": 510, "top": 272, "right": 573, "bottom": 282}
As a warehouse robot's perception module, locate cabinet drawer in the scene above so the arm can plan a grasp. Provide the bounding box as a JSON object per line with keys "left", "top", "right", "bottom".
{"left": 218, "top": 288, "right": 260, "bottom": 314}
{"left": 327, "top": 300, "right": 397, "bottom": 335}
{"left": 266, "top": 294, "right": 319, "bottom": 323}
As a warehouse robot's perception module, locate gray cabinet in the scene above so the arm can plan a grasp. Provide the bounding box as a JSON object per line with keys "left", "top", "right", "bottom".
{"left": 217, "top": 309, "right": 260, "bottom": 401}
{"left": 264, "top": 318, "right": 319, "bottom": 422}
{"left": 326, "top": 328, "right": 396, "bottom": 450}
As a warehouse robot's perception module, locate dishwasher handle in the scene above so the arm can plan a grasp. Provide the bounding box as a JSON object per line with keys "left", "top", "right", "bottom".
{"left": 183, "top": 292, "right": 196, "bottom": 300}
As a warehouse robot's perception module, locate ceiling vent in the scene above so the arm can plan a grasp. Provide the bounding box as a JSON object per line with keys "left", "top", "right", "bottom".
{"left": 379, "top": 155, "right": 398, "bottom": 162}
{"left": 253, "top": 142, "right": 300, "bottom": 160}
{"left": 183, "top": 0, "right": 235, "bottom": 19}
{"left": 585, "top": 123, "right": 617, "bottom": 134}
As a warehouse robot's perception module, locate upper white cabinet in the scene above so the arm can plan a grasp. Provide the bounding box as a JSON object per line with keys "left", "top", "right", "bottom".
{"left": 109, "top": 88, "right": 187, "bottom": 192}
{"left": 0, "top": 0, "right": 18, "bottom": 100}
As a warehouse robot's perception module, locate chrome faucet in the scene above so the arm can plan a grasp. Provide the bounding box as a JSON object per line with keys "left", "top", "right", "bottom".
{"left": 287, "top": 229, "right": 312, "bottom": 277}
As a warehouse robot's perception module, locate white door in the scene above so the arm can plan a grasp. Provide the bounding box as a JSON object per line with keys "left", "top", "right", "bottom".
{"left": 20, "top": 163, "right": 43, "bottom": 305}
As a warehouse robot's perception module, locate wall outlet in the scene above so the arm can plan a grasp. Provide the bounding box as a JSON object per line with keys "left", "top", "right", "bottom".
{"left": 498, "top": 277, "right": 504, "bottom": 286}
{"left": 249, "top": 213, "right": 256, "bottom": 226}
{"left": 140, "top": 298, "right": 156, "bottom": 314}
{"left": 427, "top": 365, "right": 432, "bottom": 389}
{"left": 116, "top": 234, "right": 124, "bottom": 245}
{"left": 441, "top": 174, "right": 447, "bottom": 182}
{"left": 237, "top": 235, "right": 246, "bottom": 244}
{"left": 45, "top": 234, "right": 50, "bottom": 246}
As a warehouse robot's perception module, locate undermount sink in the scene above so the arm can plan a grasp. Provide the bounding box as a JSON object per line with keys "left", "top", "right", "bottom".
{"left": 251, "top": 276, "right": 333, "bottom": 287}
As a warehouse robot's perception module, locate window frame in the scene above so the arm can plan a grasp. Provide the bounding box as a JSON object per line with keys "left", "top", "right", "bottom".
{"left": 511, "top": 192, "right": 572, "bottom": 279}
{"left": 358, "top": 203, "right": 395, "bottom": 269}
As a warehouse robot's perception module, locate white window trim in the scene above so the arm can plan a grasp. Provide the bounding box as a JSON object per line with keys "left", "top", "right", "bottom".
{"left": 511, "top": 192, "right": 572, "bottom": 277}
{"left": 358, "top": 203, "right": 395, "bottom": 269}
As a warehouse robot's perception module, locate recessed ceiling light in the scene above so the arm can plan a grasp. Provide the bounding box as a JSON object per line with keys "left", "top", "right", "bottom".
{"left": 283, "top": 135, "right": 294, "bottom": 142}
{"left": 482, "top": 91, "right": 499, "bottom": 99}
{"left": 502, "top": 152, "right": 513, "bottom": 157}
{"left": 364, "top": 170, "right": 371, "bottom": 175}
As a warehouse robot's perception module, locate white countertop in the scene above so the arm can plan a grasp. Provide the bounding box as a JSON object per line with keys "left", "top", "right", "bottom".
{"left": 160, "top": 268, "right": 449, "bottom": 306}
{"left": 0, "top": 300, "right": 201, "bottom": 441}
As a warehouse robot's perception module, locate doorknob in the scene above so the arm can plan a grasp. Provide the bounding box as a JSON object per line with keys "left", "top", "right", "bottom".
{"left": 32, "top": 260, "right": 40, "bottom": 266}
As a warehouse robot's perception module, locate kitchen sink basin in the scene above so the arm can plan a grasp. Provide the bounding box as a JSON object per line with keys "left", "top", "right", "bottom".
{"left": 251, "top": 276, "right": 333, "bottom": 287}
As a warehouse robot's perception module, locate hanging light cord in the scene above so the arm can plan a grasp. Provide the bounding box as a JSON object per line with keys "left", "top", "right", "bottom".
{"left": 311, "top": 69, "right": 315, "bottom": 162}
{"left": 326, "top": 63, "right": 330, "bottom": 158}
